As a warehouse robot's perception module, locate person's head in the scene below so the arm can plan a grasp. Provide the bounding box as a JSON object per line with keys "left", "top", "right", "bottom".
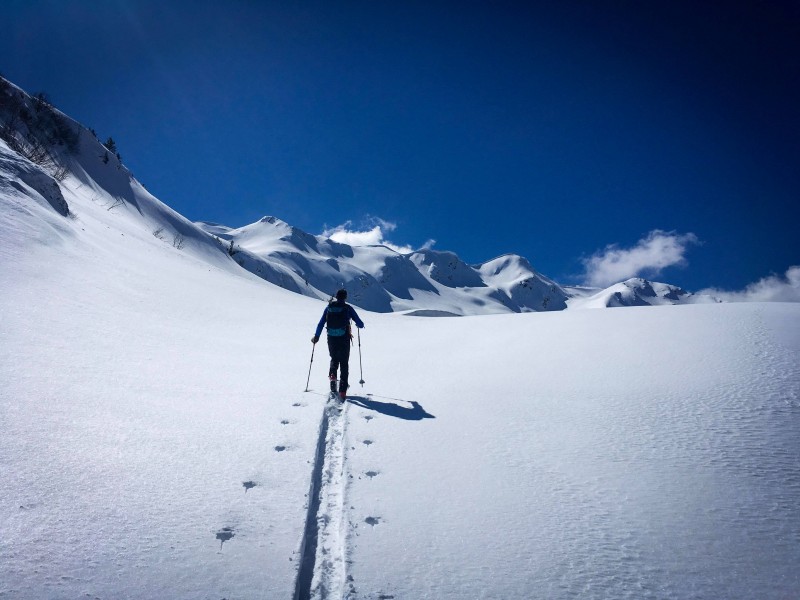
{"left": 335, "top": 289, "right": 347, "bottom": 301}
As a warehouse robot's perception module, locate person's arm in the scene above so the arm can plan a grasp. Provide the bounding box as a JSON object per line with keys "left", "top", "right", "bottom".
{"left": 313, "top": 308, "right": 328, "bottom": 341}
{"left": 348, "top": 305, "right": 365, "bottom": 329}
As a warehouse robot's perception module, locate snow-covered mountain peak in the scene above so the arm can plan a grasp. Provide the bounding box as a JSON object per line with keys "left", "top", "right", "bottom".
{"left": 409, "top": 248, "right": 485, "bottom": 288}
{"left": 478, "top": 253, "right": 537, "bottom": 280}
{"left": 190, "top": 212, "right": 573, "bottom": 314}
{"left": 568, "top": 277, "right": 722, "bottom": 309}
{"left": 1, "top": 75, "right": 732, "bottom": 317}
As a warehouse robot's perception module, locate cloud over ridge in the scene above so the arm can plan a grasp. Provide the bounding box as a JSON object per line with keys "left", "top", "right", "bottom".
{"left": 582, "top": 230, "right": 699, "bottom": 287}
{"left": 321, "top": 217, "right": 434, "bottom": 254}
{"left": 700, "top": 266, "right": 800, "bottom": 303}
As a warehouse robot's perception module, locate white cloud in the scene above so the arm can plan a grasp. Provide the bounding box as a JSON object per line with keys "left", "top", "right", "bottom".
{"left": 582, "top": 230, "right": 699, "bottom": 288}
{"left": 324, "top": 223, "right": 386, "bottom": 247}
{"left": 420, "top": 238, "right": 437, "bottom": 250}
{"left": 321, "top": 217, "right": 433, "bottom": 254}
{"left": 699, "top": 266, "right": 800, "bottom": 302}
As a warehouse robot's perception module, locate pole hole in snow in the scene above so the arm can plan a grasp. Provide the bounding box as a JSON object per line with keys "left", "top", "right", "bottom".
{"left": 365, "top": 516, "right": 381, "bottom": 526}
{"left": 281, "top": 419, "right": 291, "bottom": 425}
{"left": 275, "top": 445, "right": 287, "bottom": 452}
{"left": 215, "top": 527, "right": 234, "bottom": 549}
{"left": 242, "top": 481, "right": 257, "bottom": 492}
{"left": 362, "top": 440, "right": 373, "bottom": 446}
{"left": 365, "top": 471, "right": 379, "bottom": 479}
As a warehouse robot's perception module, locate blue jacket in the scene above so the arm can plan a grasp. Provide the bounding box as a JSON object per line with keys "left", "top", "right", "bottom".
{"left": 315, "top": 301, "right": 364, "bottom": 338}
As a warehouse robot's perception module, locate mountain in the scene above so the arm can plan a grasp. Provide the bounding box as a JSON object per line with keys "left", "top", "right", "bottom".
{"left": 3, "top": 76, "right": 799, "bottom": 599}
{"left": 0, "top": 75, "right": 731, "bottom": 317}
{"left": 198, "top": 212, "right": 731, "bottom": 314}
{"left": 196, "top": 216, "right": 571, "bottom": 315}
{"left": 0, "top": 76, "right": 241, "bottom": 275}
{"left": 568, "top": 277, "right": 721, "bottom": 309}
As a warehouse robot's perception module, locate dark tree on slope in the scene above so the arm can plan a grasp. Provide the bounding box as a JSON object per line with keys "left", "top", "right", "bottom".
{"left": 1, "top": 85, "right": 79, "bottom": 159}
{"left": 104, "top": 137, "right": 117, "bottom": 154}
{"left": 33, "top": 92, "right": 51, "bottom": 111}
{"left": 31, "top": 91, "right": 79, "bottom": 153}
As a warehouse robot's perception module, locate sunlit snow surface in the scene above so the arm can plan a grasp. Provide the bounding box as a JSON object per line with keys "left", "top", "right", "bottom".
{"left": 344, "top": 304, "right": 800, "bottom": 599}
{"left": 1, "top": 140, "right": 799, "bottom": 598}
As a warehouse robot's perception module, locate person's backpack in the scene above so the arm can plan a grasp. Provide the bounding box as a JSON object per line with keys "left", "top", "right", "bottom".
{"left": 326, "top": 300, "right": 350, "bottom": 337}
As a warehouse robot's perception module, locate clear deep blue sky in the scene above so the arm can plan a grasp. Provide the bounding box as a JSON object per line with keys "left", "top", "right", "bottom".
{"left": 2, "top": 1, "right": 798, "bottom": 291}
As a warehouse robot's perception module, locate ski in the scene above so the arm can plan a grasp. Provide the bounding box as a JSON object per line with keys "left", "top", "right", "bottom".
{"left": 328, "top": 391, "right": 344, "bottom": 413}
{"left": 327, "top": 378, "right": 344, "bottom": 410}
{"left": 328, "top": 379, "right": 345, "bottom": 412}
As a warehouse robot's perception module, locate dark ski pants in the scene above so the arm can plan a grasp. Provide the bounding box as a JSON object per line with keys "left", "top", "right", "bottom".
{"left": 327, "top": 335, "right": 351, "bottom": 392}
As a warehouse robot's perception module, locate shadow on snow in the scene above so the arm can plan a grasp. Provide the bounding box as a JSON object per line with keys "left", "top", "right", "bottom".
{"left": 346, "top": 394, "right": 435, "bottom": 421}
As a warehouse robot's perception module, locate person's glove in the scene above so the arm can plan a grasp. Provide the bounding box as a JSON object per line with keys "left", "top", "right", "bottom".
{"left": 358, "top": 324, "right": 365, "bottom": 329}
{"left": 311, "top": 336, "right": 319, "bottom": 344}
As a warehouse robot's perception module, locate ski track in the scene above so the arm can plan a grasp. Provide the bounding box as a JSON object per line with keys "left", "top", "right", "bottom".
{"left": 294, "top": 397, "right": 350, "bottom": 600}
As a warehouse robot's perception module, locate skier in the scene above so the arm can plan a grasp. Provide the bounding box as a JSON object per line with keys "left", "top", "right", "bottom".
{"left": 311, "top": 289, "right": 365, "bottom": 400}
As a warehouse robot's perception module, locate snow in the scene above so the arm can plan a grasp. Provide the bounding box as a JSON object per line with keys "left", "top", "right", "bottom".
{"left": 2, "top": 79, "right": 800, "bottom": 598}
{"left": 1, "top": 169, "right": 316, "bottom": 597}
{"left": 342, "top": 304, "right": 800, "bottom": 598}
{"left": 569, "top": 277, "right": 719, "bottom": 309}
{"left": 0, "top": 143, "right": 69, "bottom": 217}
{"left": 196, "top": 216, "right": 570, "bottom": 316}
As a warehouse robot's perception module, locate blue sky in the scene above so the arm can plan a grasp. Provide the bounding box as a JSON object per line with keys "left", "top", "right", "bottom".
{"left": 2, "top": 1, "right": 798, "bottom": 292}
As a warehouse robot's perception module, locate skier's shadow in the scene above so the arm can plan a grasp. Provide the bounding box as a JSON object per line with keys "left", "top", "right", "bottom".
{"left": 347, "top": 394, "right": 435, "bottom": 421}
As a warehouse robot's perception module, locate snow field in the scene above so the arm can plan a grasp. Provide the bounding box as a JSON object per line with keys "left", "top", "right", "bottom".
{"left": 1, "top": 185, "right": 332, "bottom": 598}
{"left": 339, "top": 304, "right": 800, "bottom": 599}
{"left": 2, "top": 132, "right": 799, "bottom": 598}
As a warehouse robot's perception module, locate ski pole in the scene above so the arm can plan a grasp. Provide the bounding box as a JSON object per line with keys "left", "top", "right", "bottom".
{"left": 357, "top": 328, "right": 365, "bottom": 386}
{"left": 304, "top": 341, "right": 316, "bottom": 392}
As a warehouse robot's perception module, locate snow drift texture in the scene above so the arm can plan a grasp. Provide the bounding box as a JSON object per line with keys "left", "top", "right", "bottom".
{"left": 2, "top": 77, "right": 800, "bottom": 599}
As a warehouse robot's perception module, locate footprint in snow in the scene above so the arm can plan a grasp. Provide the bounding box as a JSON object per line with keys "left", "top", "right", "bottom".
{"left": 363, "top": 415, "right": 374, "bottom": 422}
{"left": 365, "top": 471, "right": 380, "bottom": 479}
{"left": 362, "top": 440, "right": 373, "bottom": 446}
{"left": 292, "top": 402, "right": 306, "bottom": 408}
{"left": 365, "top": 516, "right": 381, "bottom": 526}
{"left": 274, "top": 445, "right": 287, "bottom": 452}
{"left": 280, "top": 419, "right": 291, "bottom": 425}
{"left": 215, "top": 527, "right": 234, "bottom": 550}
{"left": 242, "top": 481, "right": 257, "bottom": 492}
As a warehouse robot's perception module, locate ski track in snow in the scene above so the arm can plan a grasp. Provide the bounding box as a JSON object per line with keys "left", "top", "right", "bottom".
{"left": 3, "top": 82, "right": 799, "bottom": 599}
{"left": 295, "top": 396, "right": 351, "bottom": 600}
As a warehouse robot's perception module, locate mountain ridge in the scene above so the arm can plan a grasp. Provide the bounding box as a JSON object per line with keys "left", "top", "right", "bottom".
{"left": 1, "top": 75, "right": 720, "bottom": 315}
